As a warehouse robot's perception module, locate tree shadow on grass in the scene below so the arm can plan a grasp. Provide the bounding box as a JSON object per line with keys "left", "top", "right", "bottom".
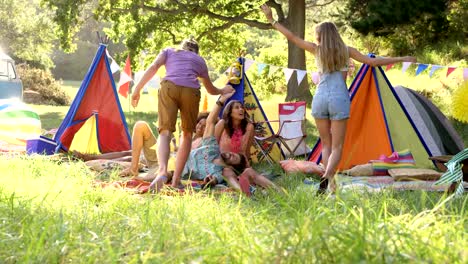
{"left": 40, "top": 112, "right": 65, "bottom": 130}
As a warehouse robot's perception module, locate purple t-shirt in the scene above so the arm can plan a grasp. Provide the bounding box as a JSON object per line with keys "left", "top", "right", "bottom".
{"left": 155, "top": 48, "right": 209, "bottom": 88}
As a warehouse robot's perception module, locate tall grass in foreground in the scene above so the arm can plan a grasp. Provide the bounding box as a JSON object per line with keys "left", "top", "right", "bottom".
{"left": 0, "top": 156, "right": 466, "bottom": 263}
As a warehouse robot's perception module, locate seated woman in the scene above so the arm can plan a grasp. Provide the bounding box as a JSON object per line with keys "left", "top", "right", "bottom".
{"left": 150, "top": 91, "right": 278, "bottom": 194}
{"left": 215, "top": 100, "right": 254, "bottom": 161}
{"left": 190, "top": 112, "right": 209, "bottom": 150}
{"left": 73, "top": 121, "right": 159, "bottom": 178}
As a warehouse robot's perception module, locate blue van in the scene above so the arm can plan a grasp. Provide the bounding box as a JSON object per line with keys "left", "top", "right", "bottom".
{"left": 0, "top": 52, "right": 23, "bottom": 100}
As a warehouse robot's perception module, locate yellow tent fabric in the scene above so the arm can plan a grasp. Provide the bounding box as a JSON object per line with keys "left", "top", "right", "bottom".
{"left": 69, "top": 115, "right": 101, "bottom": 154}
{"left": 244, "top": 79, "right": 283, "bottom": 163}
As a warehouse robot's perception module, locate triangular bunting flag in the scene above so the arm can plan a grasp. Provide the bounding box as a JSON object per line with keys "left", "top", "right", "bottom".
{"left": 244, "top": 58, "right": 254, "bottom": 72}
{"left": 446, "top": 67, "right": 456, "bottom": 77}
{"left": 296, "top": 70, "right": 307, "bottom": 85}
{"left": 402, "top": 62, "right": 412, "bottom": 73}
{"left": 311, "top": 72, "right": 320, "bottom": 85}
{"left": 118, "top": 55, "right": 132, "bottom": 98}
{"left": 415, "top": 64, "right": 429, "bottom": 76}
{"left": 429, "top": 65, "right": 443, "bottom": 78}
{"left": 283, "top": 68, "right": 295, "bottom": 84}
{"left": 106, "top": 50, "right": 120, "bottom": 74}
{"left": 464, "top": 68, "right": 468, "bottom": 81}
{"left": 269, "top": 65, "right": 279, "bottom": 76}
{"left": 257, "top": 63, "right": 267, "bottom": 75}
{"left": 385, "top": 64, "right": 394, "bottom": 71}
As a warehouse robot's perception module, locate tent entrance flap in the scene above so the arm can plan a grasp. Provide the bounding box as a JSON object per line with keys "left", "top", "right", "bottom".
{"left": 69, "top": 114, "right": 101, "bottom": 154}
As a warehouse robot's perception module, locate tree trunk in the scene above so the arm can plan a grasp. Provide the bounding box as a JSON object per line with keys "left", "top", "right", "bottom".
{"left": 285, "top": 0, "right": 312, "bottom": 104}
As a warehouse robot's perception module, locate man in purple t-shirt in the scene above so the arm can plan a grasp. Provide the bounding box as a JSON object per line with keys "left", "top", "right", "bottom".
{"left": 131, "top": 37, "right": 234, "bottom": 191}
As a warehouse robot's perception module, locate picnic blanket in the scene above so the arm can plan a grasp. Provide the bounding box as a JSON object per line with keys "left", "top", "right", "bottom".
{"left": 336, "top": 175, "right": 468, "bottom": 193}
{"left": 303, "top": 175, "right": 467, "bottom": 193}
{"left": 94, "top": 178, "right": 236, "bottom": 195}
{"left": 94, "top": 172, "right": 255, "bottom": 196}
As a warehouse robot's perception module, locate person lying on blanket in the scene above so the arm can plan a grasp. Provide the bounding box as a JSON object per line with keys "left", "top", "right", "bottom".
{"left": 150, "top": 90, "right": 279, "bottom": 194}
{"left": 72, "top": 121, "right": 159, "bottom": 177}
{"left": 73, "top": 112, "right": 211, "bottom": 179}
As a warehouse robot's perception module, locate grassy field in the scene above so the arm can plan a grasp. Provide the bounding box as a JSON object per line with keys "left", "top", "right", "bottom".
{"left": 0, "top": 156, "right": 467, "bottom": 263}
{"left": 1, "top": 73, "right": 467, "bottom": 262}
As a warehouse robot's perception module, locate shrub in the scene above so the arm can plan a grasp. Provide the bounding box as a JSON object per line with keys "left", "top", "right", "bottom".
{"left": 17, "top": 64, "right": 70, "bottom": 105}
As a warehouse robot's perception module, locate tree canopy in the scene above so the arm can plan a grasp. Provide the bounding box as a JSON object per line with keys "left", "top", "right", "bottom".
{"left": 42, "top": 0, "right": 466, "bottom": 99}
{"left": 44, "top": 0, "right": 321, "bottom": 101}
{"left": 344, "top": 0, "right": 467, "bottom": 54}
{"left": 0, "top": 0, "right": 57, "bottom": 68}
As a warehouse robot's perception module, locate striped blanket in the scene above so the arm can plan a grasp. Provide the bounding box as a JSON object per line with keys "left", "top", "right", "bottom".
{"left": 435, "top": 148, "right": 468, "bottom": 197}
{"left": 370, "top": 149, "right": 416, "bottom": 176}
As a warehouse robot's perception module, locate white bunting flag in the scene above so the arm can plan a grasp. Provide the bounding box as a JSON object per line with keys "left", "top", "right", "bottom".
{"left": 105, "top": 50, "right": 120, "bottom": 74}
{"left": 429, "top": 65, "right": 443, "bottom": 78}
{"left": 269, "top": 65, "right": 279, "bottom": 76}
{"left": 296, "top": 70, "right": 307, "bottom": 85}
{"left": 244, "top": 58, "right": 255, "bottom": 72}
{"left": 402, "top": 62, "right": 412, "bottom": 73}
{"left": 464, "top": 68, "right": 468, "bottom": 81}
{"left": 283, "top": 68, "right": 295, "bottom": 84}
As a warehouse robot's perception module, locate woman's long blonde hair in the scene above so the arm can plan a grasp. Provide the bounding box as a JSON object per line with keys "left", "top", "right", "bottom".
{"left": 315, "top": 22, "right": 348, "bottom": 73}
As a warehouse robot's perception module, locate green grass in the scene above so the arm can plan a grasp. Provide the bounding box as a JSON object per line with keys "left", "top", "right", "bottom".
{"left": 2, "top": 76, "right": 467, "bottom": 262}
{"left": 0, "top": 156, "right": 467, "bottom": 263}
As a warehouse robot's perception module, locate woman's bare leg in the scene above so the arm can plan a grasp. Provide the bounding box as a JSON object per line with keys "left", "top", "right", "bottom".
{"left": 120, "top": 121, "right": 155, "bottom": 177}
{"left": 314, "top": 118, "right": 332, "bottom": 168}
{"left": 322, "top": 119, "right": 348, "bottom": 192}
{"left": 72, "top": 150, "right": 132, "bottom": 161}
{"left": 314, "top": 118, "right": 332, "bottom": 191}
{"left": 244, "top": 168, "right": 279, "bottom": 190}
{"left": 171, "top": 131, "right": 192, "bottom": 188}
{"left": 223, "top": 167, "right": 241, "bottom": 191}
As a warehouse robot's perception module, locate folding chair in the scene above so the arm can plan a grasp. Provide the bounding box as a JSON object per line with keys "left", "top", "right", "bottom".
{"left": 255, "top": 101, "right": 310, "bottom": 163}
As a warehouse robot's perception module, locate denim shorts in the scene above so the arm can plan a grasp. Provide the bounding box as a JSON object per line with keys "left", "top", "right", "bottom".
{"left": 311, "top": 71, "right": 350, "bottom": 120}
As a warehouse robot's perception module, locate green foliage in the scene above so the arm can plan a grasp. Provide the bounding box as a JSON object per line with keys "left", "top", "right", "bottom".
{"left": 17, "top": 64, "right": 71, "bottom": 106}
{"left": 343, "top": 0, "right": 467, "bottom": 57}
{"left": 51, "top": 41, "right": 98, "bottom": 81}
{"left": 0, "top": 0, "right": 57, "bottom": 68}
{"left": 248, "top": 47, "right": 288, "bottom": 98}
{"left": 51, "top": 14, "right": 127, "bottom": 80}
{"left": 45, "top": 0, "right": 266, "bottom": 68}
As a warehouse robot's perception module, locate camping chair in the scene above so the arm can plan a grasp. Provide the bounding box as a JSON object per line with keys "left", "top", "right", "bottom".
{"left": 255, "top": 101, "right": 310, "bottom": 163}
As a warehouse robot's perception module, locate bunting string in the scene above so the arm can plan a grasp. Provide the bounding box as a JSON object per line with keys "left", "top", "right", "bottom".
{"left": 106, "top": 52, "right": 467, "bottom": 88}
{"left": 239, "top": 58, "right": 468, "bottom": 86}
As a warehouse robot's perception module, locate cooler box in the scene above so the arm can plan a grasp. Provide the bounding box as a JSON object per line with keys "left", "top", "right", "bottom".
{"left": 26, "top": 136, "right": 57, "bottom": 155}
